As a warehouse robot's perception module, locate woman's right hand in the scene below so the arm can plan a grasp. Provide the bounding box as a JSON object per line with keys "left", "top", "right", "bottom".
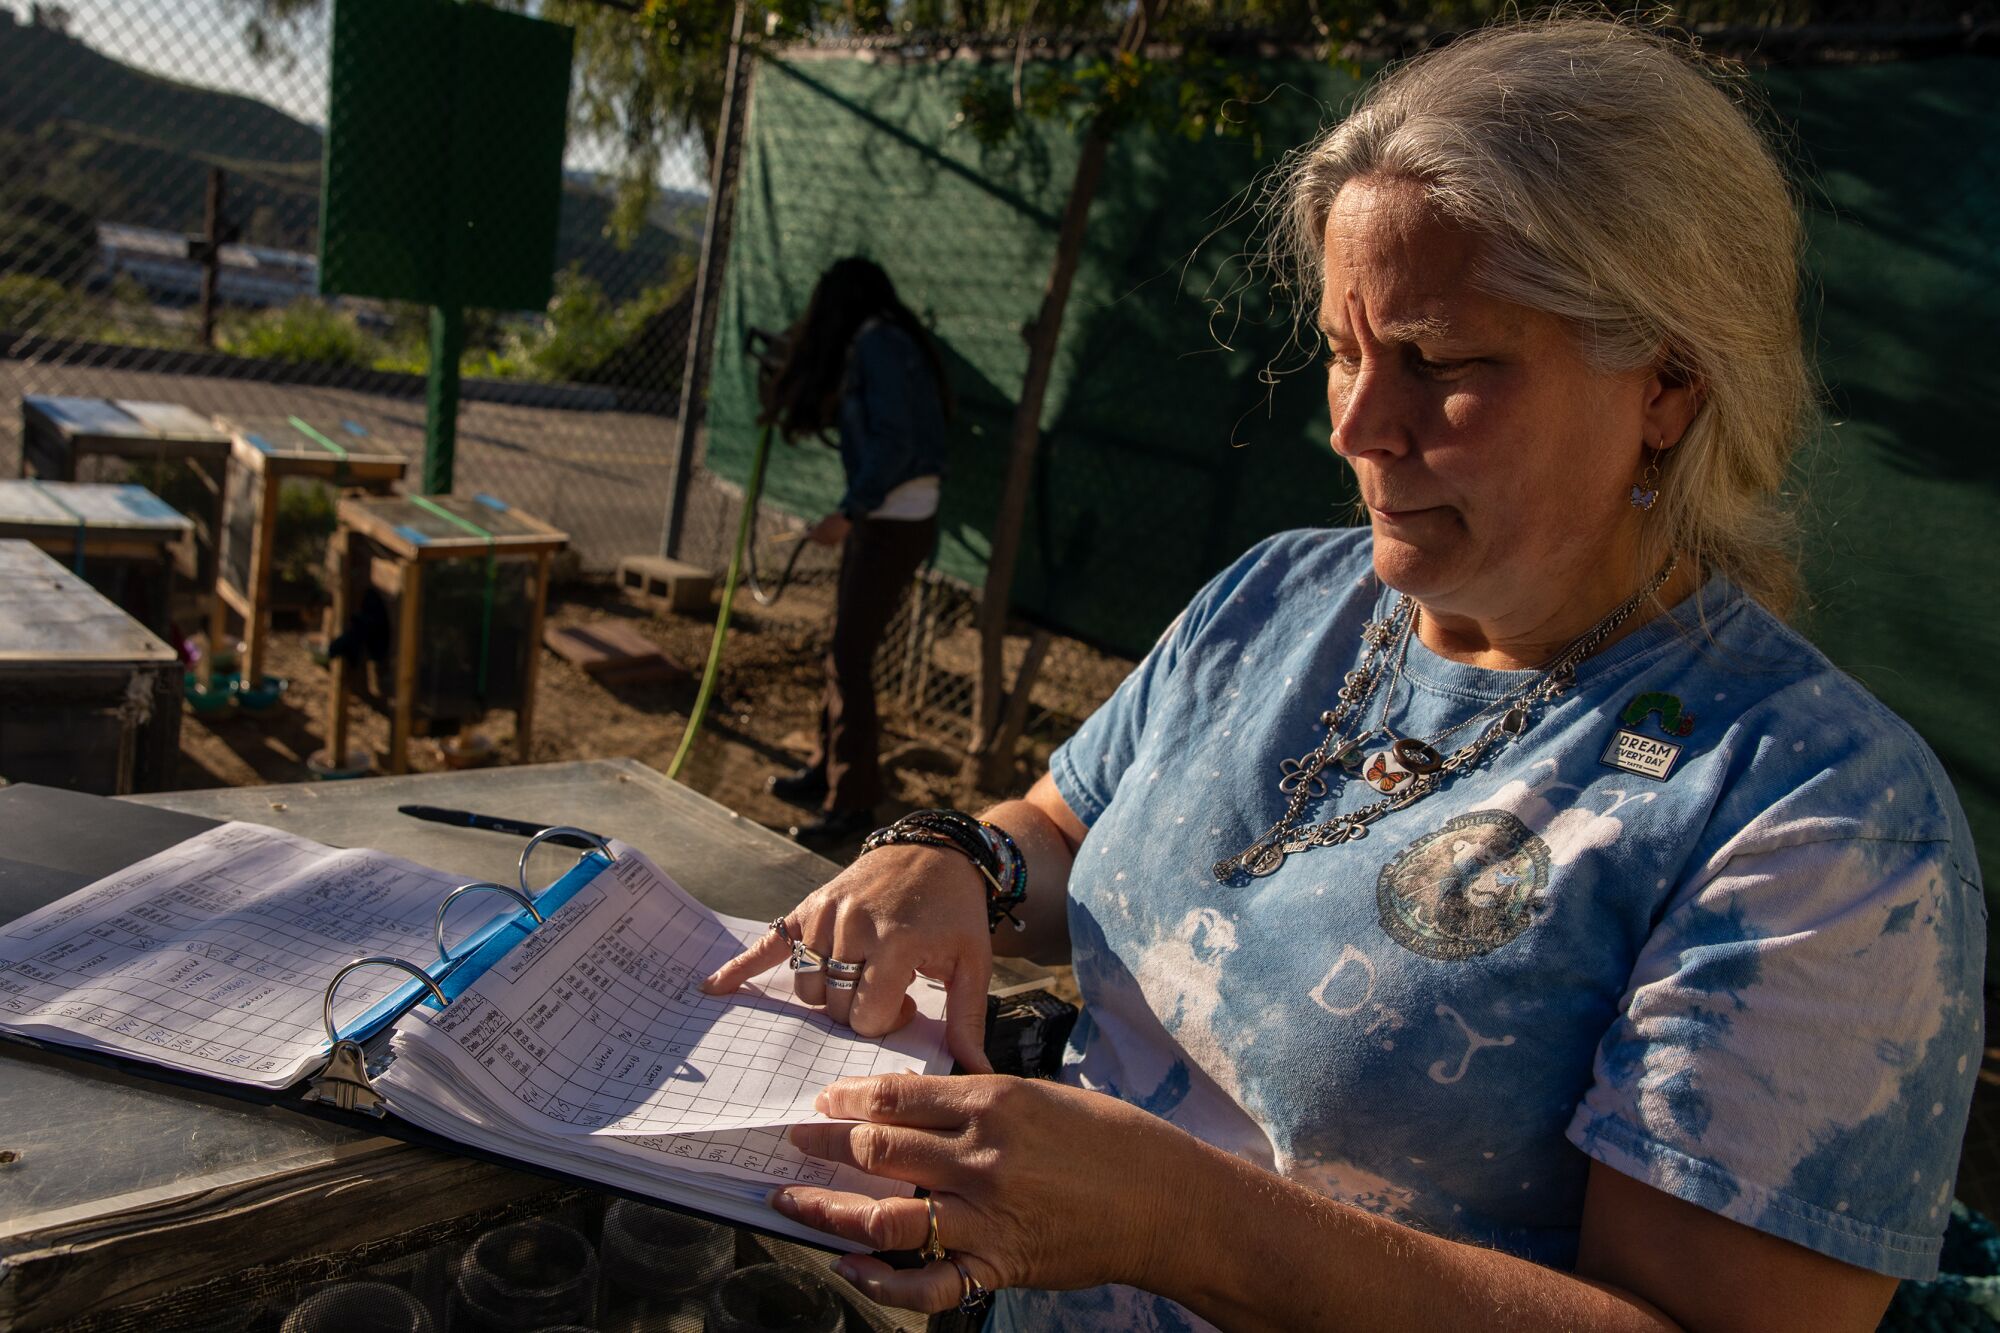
{"left": 700, "top": 843, "right": 997, "bottom": 1073}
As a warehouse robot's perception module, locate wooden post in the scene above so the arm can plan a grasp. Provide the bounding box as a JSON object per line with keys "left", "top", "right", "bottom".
{"left": 197, "top": 168, "right": 225, "bottom": 349}
{"left": 516, "top": 550, "right": 552, "bottom": 764}
{"left": 662, "top": 0, "right": 752, "bottom": 559}
{"left": 390, "top": 559, "right": 423, "bottom": 775}
{"left": 967, "top": 0, "right": 1168, "bottom": 791}
{"left": 205, "top": 571, "right": 230, "bottom": 686}
{"left": 326, "top": 531, "right": 352, "bottom": 767}
{"left": 241, "top": 468, "right": 280, "bottom": 685}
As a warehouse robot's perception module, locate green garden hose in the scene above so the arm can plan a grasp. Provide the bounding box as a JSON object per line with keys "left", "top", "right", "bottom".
{"left": 668, "top": 421, "right": 776, "bottom": 781}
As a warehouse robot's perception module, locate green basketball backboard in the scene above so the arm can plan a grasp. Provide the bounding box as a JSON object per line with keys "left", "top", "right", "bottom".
{"left": 320, "top": 0, "right": 574, "bottom": 311}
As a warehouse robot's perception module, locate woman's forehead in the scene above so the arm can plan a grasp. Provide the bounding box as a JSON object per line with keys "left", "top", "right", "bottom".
{"left": 1317, "top": 186, "right": 1540, "bottom": 344}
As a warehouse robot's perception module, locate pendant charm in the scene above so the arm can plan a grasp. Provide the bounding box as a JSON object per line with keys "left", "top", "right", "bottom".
{"left": 1244, "top": 842, "right": 1287, "bottom": 877}
{"left": 1361, "top": 746, "right": 1414, "bottom": 794}
{"left": 1392, "top": 737, "right": 1443, "bottom": 774}
{"left": 1500, "top": 705, "right": 1529, "bottom": 736}
{"left": 1630, "top": 483, "right": 1659, "bottom": 511}
{"left": 1332, "top": 737, "right": 1365, "bottom": 772}
{"left": 1277, "top": 755, "right": 1328, "bottom": 798}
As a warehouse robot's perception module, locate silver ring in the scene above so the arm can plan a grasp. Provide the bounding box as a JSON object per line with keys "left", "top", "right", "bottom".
{"left": 789, "top": 937, "right": 825, "bottom": 974}
{"left": 435, "top": 882, "right": 543, "bottom": 964}
{"left": 825, "top": 975, "right": 857, "bottom": 990}
{"left": 825, "top": 958, "right": 863, "bottom": 978}
{"left": 322, "top": 956, "right": 448, "bottom": 1046}
{"left": 950, "top": 1256, "right": 990, "bottom": 1316}
{"left": 770, "top": 916, "right": 796, "bottom": 942}
{"left": 517, "top": 825, "right": 612, "bottom": 898}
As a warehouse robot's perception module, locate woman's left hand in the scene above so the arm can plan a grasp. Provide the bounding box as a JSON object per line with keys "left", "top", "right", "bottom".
{"left": 775, "top": 1073, "right": 1199, "bottom": 1313}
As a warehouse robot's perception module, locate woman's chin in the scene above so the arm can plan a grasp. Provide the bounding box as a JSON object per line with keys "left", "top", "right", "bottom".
{"left": 1369, "top": 530, "right": 1472, "bottom": 603}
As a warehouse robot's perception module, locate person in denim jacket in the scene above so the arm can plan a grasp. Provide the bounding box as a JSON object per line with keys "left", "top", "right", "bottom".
{"left": 761, "top": 258, "right": 951, "bottom": 846}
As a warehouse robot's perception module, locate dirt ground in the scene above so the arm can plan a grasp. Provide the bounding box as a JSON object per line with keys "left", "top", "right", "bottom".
{"left": 177, "top": 571, "right": 1131, "bottom": 816}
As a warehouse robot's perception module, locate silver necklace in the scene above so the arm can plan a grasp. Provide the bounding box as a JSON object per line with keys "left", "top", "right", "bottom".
{"left": 1212, "top": 558, "right": 1679, "bottom": 884}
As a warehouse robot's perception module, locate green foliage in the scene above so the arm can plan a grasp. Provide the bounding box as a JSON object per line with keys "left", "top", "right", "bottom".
{"left": 502, "top": 261, "right": 694, "bottom": 384}
{"left": 121, "top": 457, "right": 215, "bottom": 528}
{"left": 220, "top": 298, "right": 377, "bottom": 367}
{"left": 955, "top": 44, "right": 1270, "bottom": 149}
{"left": 0, "top": 272, "right": 176, "bottom": 343}
{"left": 273, "top": 478, "right": 337, "bottom": 590}
{"left": 0, "top": 273, "right": 95, "bottom": 334}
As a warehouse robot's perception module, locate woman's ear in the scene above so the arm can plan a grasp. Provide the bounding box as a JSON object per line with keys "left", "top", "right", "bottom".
{"left": 1643, "top": 356, "right": 1704, "bottom": 451}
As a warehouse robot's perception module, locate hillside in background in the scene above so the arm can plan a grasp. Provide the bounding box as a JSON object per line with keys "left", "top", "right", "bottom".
{"left": 0, "top": 13, "right": 700, "bottom": 307}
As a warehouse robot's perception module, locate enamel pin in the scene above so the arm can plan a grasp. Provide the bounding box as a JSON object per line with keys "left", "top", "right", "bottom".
{"left": 1600, "top": 691, "right": 1695, "bottom": 781}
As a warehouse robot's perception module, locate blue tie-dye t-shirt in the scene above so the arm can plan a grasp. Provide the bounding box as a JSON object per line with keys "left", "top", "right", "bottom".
{"left": 992, "top": 528, "right": 1984, "bottom": 1332}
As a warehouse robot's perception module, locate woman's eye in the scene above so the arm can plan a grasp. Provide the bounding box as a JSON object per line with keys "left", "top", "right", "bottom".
{"left": 1414, "top": 353, "right": 1474, "bottom": 378}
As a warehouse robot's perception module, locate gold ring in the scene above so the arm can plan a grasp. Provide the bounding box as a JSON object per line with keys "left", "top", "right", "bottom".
{"left": 920, "top": 1195, "right": 946, "bottom": 1262}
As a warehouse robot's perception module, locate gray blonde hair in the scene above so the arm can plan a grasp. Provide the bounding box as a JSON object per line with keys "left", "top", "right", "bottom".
{"left": 1276, "top": 16, "right": 1811, "bottom": 615}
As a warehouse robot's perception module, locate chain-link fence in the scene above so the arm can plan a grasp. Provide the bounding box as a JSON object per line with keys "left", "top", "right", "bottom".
{"left": 0, "top": 0, "right": 707, "bottom": 573}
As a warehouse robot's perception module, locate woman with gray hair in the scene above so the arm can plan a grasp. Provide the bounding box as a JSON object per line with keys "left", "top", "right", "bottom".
{"left": 703, "top": 17, "right": 1982, "bottom": 1329}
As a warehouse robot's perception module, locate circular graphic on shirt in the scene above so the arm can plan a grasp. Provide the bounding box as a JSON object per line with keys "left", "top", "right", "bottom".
{"left": 1376, "top": 811, "right": 1552, "bottom": 961}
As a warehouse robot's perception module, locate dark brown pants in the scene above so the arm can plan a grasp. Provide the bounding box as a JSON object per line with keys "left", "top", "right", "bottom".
{"left": 810, "top": 515, "right": 936, "bottom": 814}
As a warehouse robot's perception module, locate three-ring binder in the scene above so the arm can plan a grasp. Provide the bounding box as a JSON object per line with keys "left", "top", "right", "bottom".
{"left": 304, "top": 825, "right": 614, "bottom": 1113}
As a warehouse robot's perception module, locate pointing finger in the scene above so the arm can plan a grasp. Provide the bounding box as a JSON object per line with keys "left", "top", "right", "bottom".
{"left": 700, "top": 919, "right": 791, "bottom": 994}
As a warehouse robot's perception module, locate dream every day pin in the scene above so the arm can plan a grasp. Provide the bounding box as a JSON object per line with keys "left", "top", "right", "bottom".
{"left": 1600, "top": 691, "right": 1695, "bottom": 781}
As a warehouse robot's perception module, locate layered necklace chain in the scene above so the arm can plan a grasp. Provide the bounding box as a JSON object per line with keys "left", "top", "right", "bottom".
{"left": 1211, "top": 557, "right": 1679, "bottom": 884}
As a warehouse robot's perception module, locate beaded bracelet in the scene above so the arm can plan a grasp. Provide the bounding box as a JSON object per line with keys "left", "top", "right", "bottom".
{"left": 861, "top": 809, "right": 1027, "bottom": 933}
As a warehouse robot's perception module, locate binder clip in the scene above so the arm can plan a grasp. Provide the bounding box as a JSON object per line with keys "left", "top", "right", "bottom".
{"left": 305, "top": 956, "right": 449, "bottom": 1117}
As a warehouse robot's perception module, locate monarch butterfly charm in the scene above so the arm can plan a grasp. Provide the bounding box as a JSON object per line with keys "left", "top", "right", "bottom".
{"left": 1364, "top": 750, "right": 1412, "bottom": 794}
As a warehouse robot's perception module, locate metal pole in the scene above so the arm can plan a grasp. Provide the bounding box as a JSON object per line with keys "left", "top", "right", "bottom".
{"left": 661, "top": 0, "right": 751, "bottom": 559}
{"left": 424, "top": 303, "right": 463, "bottom": 494}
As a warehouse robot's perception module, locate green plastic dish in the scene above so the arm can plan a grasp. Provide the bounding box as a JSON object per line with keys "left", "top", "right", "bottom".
{"left": 233, "top": 675, "right": 288, "bottom": 713}
{"left": 183, "top": 673, "right": 239, "bottom": 714}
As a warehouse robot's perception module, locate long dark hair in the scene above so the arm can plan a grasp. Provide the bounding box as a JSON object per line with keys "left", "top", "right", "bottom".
{"left": 759, "top": 257, "right": 953, "bottom": 438}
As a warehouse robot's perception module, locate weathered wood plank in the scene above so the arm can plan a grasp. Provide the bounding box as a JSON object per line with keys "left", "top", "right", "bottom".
{"left": 0, "top": 542, "right": 176, "bottom": 666}
{"left": 110, "top": 400, "right": 230, "bottom": 442}
{"left": 0, "top": 482, "right": 193, "bottom": 539}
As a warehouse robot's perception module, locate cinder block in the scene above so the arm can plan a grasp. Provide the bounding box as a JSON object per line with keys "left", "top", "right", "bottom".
{"left": 615, "top": 554, "right": 713, "bottom": 615}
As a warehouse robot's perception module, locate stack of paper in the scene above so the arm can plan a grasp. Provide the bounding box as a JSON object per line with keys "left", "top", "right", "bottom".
{"left": 0, "top": 823, "right": 470, "bottom": 1088}
{"left": 376, "top": 844, "right": 952, "bottom": 1244}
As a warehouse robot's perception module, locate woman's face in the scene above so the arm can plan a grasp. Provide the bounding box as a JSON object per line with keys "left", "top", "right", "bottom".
{"left": 1320, "top": 176, "right": 1666, "bottom": 632}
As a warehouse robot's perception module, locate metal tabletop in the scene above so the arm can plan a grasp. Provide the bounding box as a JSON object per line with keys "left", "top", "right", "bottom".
{"left": 0, "top": 759, "right": 918, "bottom": 1328}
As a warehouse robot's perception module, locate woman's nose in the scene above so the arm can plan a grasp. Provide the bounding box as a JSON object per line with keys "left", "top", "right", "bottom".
{"left": 1328, "top": 361, "right": 1411, "bottom": 460}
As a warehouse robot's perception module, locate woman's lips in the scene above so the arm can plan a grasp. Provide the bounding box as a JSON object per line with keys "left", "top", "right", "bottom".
{"left": 1370, "top": 504, "right": 1447, "bottom": 523}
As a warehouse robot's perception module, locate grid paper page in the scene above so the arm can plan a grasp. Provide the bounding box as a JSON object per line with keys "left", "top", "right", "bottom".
{"left": 0, "top": 823, "right": 471, "bottom": 1089}
{"left": 381, "top": 842, "right": 950, "bottom": 1138}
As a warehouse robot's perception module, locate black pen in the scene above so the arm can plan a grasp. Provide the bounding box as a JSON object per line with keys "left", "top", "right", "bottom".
{"left": 397, "top": 805, "right": 601, "bottom": 848}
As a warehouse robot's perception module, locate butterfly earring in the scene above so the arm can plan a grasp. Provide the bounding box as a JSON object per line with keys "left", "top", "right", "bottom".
{"left": 1630, "top": 448, "right": 1662, "bottom": 511}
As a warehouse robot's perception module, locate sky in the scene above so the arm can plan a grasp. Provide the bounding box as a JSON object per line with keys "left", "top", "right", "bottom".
{"left": 62, "top": 1, "right": 707, "bottom": 192}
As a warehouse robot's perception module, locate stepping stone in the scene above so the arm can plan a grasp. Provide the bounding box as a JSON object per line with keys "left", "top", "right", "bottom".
{"left": 543, "top": 621, "right": 685, "bottom": 686}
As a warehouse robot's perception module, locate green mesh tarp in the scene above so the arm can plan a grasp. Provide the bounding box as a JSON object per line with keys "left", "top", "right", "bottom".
{"left": 708, "top": 53, "right": 2000, "bottom": 953}
{"left": 708, "top": 56, "right": 1360, "bottom": 652}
